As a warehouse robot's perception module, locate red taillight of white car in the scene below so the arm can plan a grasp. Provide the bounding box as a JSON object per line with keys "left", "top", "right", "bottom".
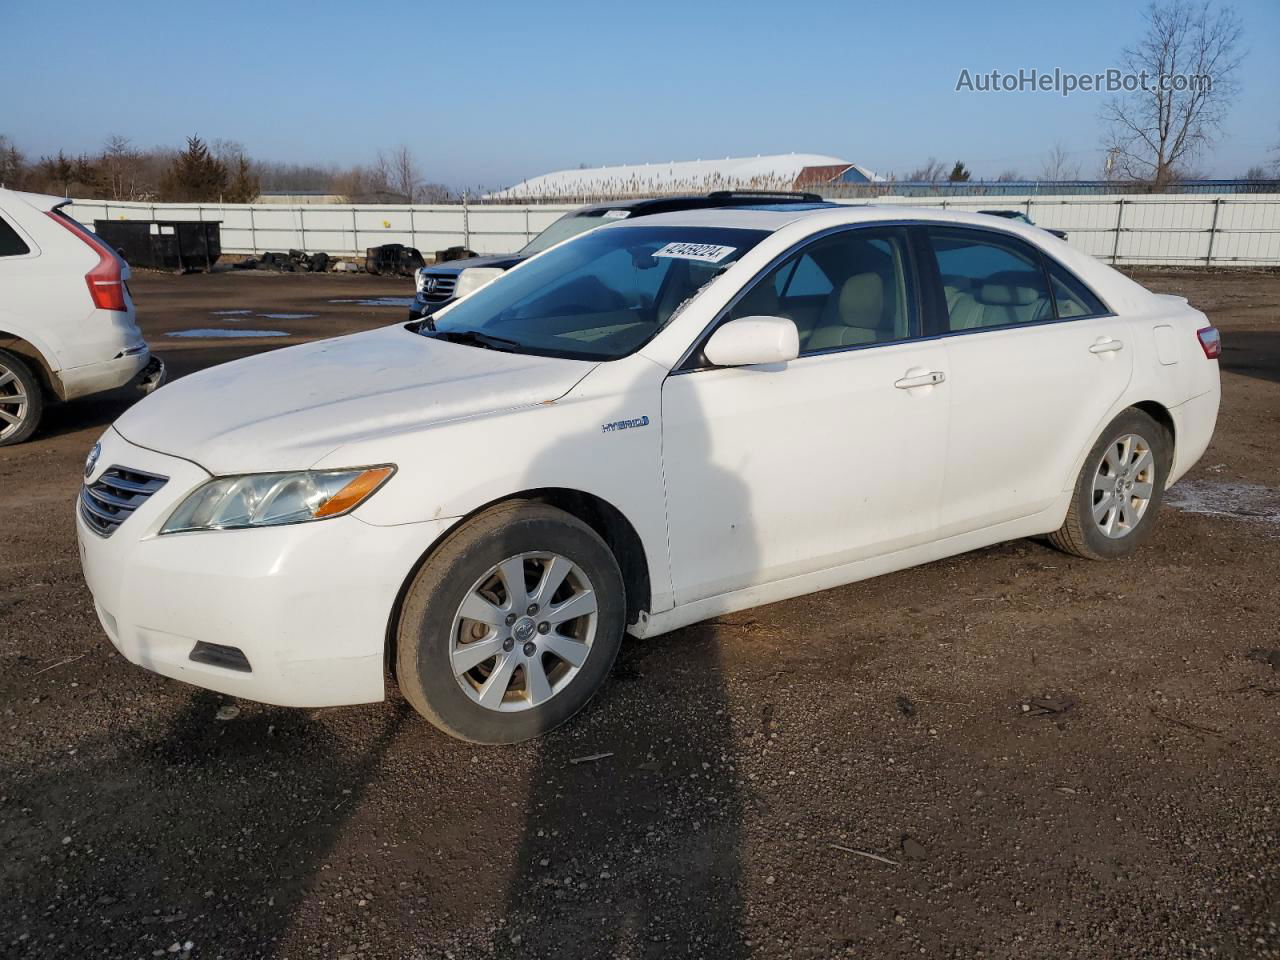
{"left": 1196, "top": 325, "right": 1222, "bottom": 360}
{"left": 46, "top": 211, "right": 128, "bottom": 312}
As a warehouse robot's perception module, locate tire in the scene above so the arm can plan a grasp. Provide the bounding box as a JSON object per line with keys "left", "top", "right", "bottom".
{"left": 0, "top": 349, "right": 44, "bottom": 447}
{"left": 396, "top": 501, "right": 626, "bottom": 744}
{"left": 1048, "top": 408, "right": 1172, "bottom": 560}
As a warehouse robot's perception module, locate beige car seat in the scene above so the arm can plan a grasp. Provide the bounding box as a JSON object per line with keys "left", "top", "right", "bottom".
{"left": 806, "top": 273, "right": 899, "bottom": 350}
{"left": 946, "top": 271, "right": 1053, "bottom": 330}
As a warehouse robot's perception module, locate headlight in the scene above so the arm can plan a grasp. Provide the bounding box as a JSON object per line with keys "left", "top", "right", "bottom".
{"left": 454, "top": 267, "right": 504, "bottom": 299}
{"left": 414, "top": 268, "right": 428, "bottom": 294}
{"left": 160, "top": 466, "right": 395, "bottom": 534}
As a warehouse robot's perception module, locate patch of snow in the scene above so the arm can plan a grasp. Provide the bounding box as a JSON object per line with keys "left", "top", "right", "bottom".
{"left": 166, "top": 329, "right": 288, "bottom": 339}
{"left": 328, "top": 297, "right": 415, "bottom": 307}
{"left": 1165, "top": 479, "right": 1280, "bottom": 530}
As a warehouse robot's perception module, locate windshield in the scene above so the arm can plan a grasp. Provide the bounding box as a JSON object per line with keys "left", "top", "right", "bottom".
{"left": 429, "top": 225, "right": 768, "bottom": 360}
{"left": 518, "top": 209, "right": 633, "bottom": 255}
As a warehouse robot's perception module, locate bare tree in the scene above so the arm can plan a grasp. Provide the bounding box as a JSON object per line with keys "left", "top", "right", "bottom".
{"left": 211, "top": 138, "right": 247, "bottom": 165}
{"left": 1239, "top": 164, "right": 1268, "bottom": 180}
{"left": 1040, "top": 142, "right": 1082, "bottom": 181}
{"left": 995, "top": 169, "right": 1021, "bottom": 182}
{"left": 100, "top": 135, "right": 144, "bottom": 200}
{"left": 378, "top": 145, "right": 423, "bottom": 203}
{"left": 1100, "top": 0, "right": 1244, "bottom": 186}
{"left": 906, "top": 157, "right": 946, "bottom": 182}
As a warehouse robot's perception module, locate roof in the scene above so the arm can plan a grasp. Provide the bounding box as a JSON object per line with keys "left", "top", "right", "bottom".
{"left": 489, "top": 154, "right": 860, "bottom": 199}
{"left": 0, "top": 187, "right": 67, "bottom": 212}
{"left": 573, "top": 193, "right": 832, "bottom": 217}
{"left": 596, "top": 206, "right": 836, "bottom": 232}
{"left": 794, "top": 162, "right": 879, "bottom": 186}
{"left": 594, "top": 204, "right": 1068, "bottom": 236}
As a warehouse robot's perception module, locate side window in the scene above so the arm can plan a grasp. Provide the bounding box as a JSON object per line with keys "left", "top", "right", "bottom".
{"left": 0, "top": 214, "right": 30, "bottom": 257}
{"left": 779, "top": 254, "right": 833, "bottom": 298}
{"left": 927, "top": 228, "right": 1053, "bottom": 332}
{"left": 725, "top": 229, "right": 915, "bottom": 355}
{"left": 1046, "top": 260, "right": 1108, "bottom": 318}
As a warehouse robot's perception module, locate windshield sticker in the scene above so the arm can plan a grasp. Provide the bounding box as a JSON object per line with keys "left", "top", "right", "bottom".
{"left": 601, "top": 415, "right": 650, "bottom": 434}
{"left": 653, "top": 242, "right": 736, "bottom": 264}
{"left": 602, "top": 210, "right": 630, "bottom": 220}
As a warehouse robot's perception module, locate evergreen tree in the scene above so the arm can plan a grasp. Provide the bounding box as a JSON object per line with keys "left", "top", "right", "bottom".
{"left": 38, "top": 151, "right": 76, "bottom": 195}
{"left": 225, "top": 155, "right": 260, "bottom": 203}
{"left": 948, "top": 161, "right": 971, "bottom": 182}
{"left": 159, "top": 136, "right": 228, "bottom": 202}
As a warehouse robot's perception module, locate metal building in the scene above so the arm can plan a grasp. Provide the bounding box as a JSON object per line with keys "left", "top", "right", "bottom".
{"left": 488, "top": 154, "right": 879, "bottom": 199}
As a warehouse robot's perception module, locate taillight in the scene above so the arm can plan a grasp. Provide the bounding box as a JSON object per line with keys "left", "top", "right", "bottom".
{"left": 1196, "top": 325, "right": 1221, "bottom": 360}
{"left": 46, "top": 212, "right": 128, "bottom": 312}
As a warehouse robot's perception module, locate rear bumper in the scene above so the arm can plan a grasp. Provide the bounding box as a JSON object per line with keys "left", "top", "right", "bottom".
{"left": 56, "top": 346, "right": 151, "bottom": 401}
{"left": 136, "top": 355, "right": 166, "bottom": 394}
{"left": 1168, "top": 386, "right": 1221, "bottom": 486}
{"left": 76, "top": 428, "right": 456, "bottom": 707}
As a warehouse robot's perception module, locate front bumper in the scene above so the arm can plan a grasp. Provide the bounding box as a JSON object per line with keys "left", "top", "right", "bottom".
{"left": 76, "top": 428, "right": 456, "bottom": 707}
{"left": 407, "top": 293, "right": 455, "bottom": 321}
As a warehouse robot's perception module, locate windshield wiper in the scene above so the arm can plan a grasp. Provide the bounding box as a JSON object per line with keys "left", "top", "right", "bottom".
{"left": 430, "top": 329, "right": 525, "bottom": 353}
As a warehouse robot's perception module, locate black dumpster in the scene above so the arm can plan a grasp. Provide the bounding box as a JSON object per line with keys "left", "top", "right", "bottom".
{"left": 93, "top": 220, "right": 222, "bottom": 273}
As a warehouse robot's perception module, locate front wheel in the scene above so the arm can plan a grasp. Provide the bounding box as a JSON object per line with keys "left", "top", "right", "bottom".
{"left": 395, "top": 501, "right": 626, "bottom": 743}
{"left": 1049, "top": 408, "right": 1172, "bottom": 560}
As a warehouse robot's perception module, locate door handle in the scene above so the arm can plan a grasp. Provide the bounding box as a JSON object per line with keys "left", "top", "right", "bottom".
{"left": 894, "top": 370, "right": 946, "bottom": 389}
{"left": 1089, "top": 337, "right": 1125, "bottom": 354}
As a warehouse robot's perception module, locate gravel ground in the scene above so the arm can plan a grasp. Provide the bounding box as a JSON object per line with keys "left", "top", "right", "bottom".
{"left": 1, "top": 267, "right": 1277, "bottom": 960}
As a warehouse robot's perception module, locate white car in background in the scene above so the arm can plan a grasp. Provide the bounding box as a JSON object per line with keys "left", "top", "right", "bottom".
{"left": 76, "top": 206, "right": 1220, "bottom": 743}
{"left": 0, "top": 188, "right": 163, "bottom": 446}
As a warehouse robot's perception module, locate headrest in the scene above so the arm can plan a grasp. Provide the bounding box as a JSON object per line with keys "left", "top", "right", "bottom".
{"left": 940, "top": 274, "right": 972, "bottom": 290}
{"left": 837, "top": 272, "right": 884, "bottom": 327}
{"left": 978, "top": 272, "right": 1042, "bottom": 306}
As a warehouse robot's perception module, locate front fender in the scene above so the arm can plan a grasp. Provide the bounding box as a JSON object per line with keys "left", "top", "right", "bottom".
{"left": 326, "top": 353, "right": 676, "bottom": 614}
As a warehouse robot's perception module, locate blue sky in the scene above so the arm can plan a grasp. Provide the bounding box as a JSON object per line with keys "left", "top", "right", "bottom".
{"left": 4, "top": 0, "right": 1277, "bottom": 188}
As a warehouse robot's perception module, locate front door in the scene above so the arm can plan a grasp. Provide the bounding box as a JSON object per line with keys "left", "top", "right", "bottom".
{"left": 660, "top": 227, "right": 951, "bottom": 605}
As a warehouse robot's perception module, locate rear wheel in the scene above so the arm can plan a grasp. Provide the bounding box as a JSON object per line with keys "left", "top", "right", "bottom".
{"left": 396, "top": 501, "right": 626, "bottom": 743}
{"left": 0, "top": 349, "right": 43, "bottom": 447}
{"left": 1049, "top": 408, "right": 1171, "bottom": 560}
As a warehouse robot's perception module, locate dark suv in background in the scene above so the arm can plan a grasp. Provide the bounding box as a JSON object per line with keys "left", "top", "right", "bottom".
{"left": 407, "top": 191, "right": 830, "bottom": 320}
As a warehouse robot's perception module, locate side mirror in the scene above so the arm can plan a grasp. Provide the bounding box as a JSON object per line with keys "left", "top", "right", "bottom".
{"left": 703, "top": 316, "right": 800, "bottom": 368}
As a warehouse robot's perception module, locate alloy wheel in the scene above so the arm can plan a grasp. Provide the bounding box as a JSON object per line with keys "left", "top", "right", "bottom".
{"left": 1092, "top": 432, "right": 1156, "bottom": 539}
{"left": 0, "top": 361, "right": 30, "bottom": 443}
{"left": 450, "top": 551, "right": 598, "bottom": 712}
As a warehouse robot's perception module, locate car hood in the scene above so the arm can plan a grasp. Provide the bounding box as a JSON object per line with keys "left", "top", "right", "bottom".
{"left": 423, "top": 253, "right": 525, "bottom": 277}
{"left": 113, "top": 325, "right": 594, "bottom": 474}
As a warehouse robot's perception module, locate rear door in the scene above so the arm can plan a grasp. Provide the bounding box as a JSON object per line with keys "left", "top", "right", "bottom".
{"left": 919, "top": 225, "right": 1133, "bottom": 537}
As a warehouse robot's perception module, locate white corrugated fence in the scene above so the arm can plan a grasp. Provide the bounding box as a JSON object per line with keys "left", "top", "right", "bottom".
{"left": 65, "top": 195, "right": 1280, "bottom": 267}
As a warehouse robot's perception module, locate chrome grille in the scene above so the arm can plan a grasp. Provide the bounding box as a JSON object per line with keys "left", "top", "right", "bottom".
{"left": 80, "top": 466, "right": 168, "bottom": 537}
{"left": 421, "top": 274, "right": 457, "bottom": 302}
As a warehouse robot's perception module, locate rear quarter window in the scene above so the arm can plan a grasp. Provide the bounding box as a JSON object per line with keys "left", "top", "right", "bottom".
{"left": 1046, "top": 260, "right": 1109, "bottom": 318}
{"left": 0, "top": 214, "right": 31, "bottom": 257}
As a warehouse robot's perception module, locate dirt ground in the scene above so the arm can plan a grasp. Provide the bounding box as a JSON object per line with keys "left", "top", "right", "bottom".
{"left": 1, "top": 267, "right": 1278, "bottom": 960}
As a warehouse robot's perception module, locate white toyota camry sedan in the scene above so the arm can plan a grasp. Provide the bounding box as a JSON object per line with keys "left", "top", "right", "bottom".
{"left": 76, "top": 204, "right": 1221, "bottom": 743}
